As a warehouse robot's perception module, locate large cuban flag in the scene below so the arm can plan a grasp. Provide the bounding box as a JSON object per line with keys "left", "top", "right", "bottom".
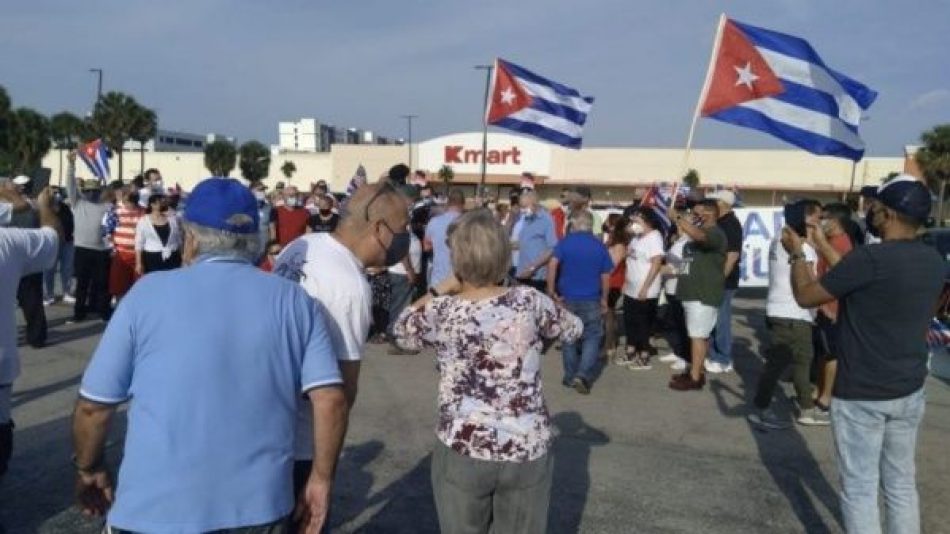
{"left": 486, "top": 58, "right": 594, "bottom": 149}
{"left": 700, "top": 17, "right": 877, "bottom": 161}
{"left": 78, "top": 138, "right": 111, "bottom": 183}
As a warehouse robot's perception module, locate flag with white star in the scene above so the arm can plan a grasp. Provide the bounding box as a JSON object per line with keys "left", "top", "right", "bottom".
{"left": 699, "top": 17, "right": 877, "bottom": 161}
{"left": 485, "top": 58, "right": 594, "bottom": 149}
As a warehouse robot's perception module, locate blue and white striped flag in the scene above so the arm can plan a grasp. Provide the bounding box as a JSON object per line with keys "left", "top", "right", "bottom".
{"left": 485, "top": 58, "right": 594, "bottom": 149}
{"left": 700, "top": 17, "right": 877, "bottom": 161}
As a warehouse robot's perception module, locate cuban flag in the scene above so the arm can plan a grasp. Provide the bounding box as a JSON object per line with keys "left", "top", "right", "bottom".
{"left": 927, "top": 317, "right": 950, "bottom": 352}
{"left": 641, "top": 183, "right": 676, "bottom": 234}
{"left": 79, "top": 138, "right": 111, "bottom": 183}
{"left": 699, "top": 17, "right": 877, "bottom": 161}
{"left": 486, "top": 58, "right": 594, "bottom": 149}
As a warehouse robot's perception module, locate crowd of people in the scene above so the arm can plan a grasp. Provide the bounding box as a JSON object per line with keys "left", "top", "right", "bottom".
{"left": 0, "top": 157, "right": 944, "bottom": 533}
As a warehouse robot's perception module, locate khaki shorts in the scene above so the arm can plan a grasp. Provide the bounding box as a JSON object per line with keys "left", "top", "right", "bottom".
{"left": 683, "top": 301, "right": 719, "bottom": 338}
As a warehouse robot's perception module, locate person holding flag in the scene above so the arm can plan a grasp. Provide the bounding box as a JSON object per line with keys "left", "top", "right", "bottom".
{"left": 66, "top": 150, "right": 113, "bottom": 323}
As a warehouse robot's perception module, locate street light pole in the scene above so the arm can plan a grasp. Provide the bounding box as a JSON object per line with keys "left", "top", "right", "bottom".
{"left": 475, "top": 64, "right": 494, "bottom": 195}
{"left": 89, "top": 68, "right": 103, "bottom": 103}
{"left": 400, "top": 114, "right": 417, "bottom": 169}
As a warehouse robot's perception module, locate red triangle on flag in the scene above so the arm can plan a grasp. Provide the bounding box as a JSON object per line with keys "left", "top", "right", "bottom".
{"left": 701, "top": 19, "right": 784, "bottom": 116}
{"left": 486, "top": 60, "right": 533, "bottom": 124}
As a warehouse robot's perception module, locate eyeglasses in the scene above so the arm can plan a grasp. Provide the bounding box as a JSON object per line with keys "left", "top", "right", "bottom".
{"left": 363, "top": 181, "right": 396, "bottom": 222}
{"left": 268, "top": 249, "right": 282, "bottom": 256}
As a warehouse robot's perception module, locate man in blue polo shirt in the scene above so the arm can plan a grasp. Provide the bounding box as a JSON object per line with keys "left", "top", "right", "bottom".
{"left": 515, "top": 190, "right": 558, "bottom": 292}
{"left": 71, "top": 178, "right": 348, "bottom": 533}
{"left": 547, "top": 210, "right": 613, "bottom": 394}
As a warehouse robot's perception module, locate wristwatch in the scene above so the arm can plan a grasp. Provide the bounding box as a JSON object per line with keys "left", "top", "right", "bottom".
{"left": 787, "top": 252, "right": 807, "bottom": 264}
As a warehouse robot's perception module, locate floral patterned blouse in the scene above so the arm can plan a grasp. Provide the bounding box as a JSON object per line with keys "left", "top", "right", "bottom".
{"left": 393, "top": 286, "right": 582, "bottom": 462}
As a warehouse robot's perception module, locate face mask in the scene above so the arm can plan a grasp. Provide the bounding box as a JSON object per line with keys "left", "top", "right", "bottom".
{"left": 83, "top": 191, "right": 101, "bottom": 203}
{"left": 628, "top": 222, "right": 645, "bottom": 235}
{"left": 285, "top": 197, "right": 299, "bottom": 208}
{"left": 254, "top": 191, "right": 265, "bottom": 202}
{"left": 153, "top": 180, "right": 164, "bottom": 189}
{"left": 867, "top": 208, "right": 882, "bottom": 237}
{"left": 319, "top": 208, "right": 332, "bottom": 216}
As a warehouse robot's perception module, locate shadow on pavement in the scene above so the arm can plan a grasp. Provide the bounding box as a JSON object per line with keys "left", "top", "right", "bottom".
{"left": 354, "top": 453, "right": 438, "bottom": 533}
{"left": 0, "top": 412, "right": 127, "bottom": 534}
{"left": 548, "top": 411, "right": 609, "bottom": 534}
{"left": 712, "top": 304, "right": 843, "bottom": 533}
{"left": 10, "top": 375, "right": 82, "bottom": 410}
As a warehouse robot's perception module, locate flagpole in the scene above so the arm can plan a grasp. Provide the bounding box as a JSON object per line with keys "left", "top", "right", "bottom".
{"left": 475, "top": 63, "right": 495, "bottom": 196}
{"left": 682, "top": 13, "right": 727, "bottom": 178}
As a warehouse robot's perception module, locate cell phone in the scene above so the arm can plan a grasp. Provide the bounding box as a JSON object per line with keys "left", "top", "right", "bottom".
{"left": 783, "top": 202, "right": 807, "bottom": 237}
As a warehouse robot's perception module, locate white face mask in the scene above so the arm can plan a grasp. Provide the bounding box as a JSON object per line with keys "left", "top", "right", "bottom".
{"left": 628, "top": 222, "right": 645, "bottom": 235}
{"left": 254, "top": 191, "right": 266, "bottom": 202}
{"left": 285, "top": 197, "right": 299, "bottom": 208}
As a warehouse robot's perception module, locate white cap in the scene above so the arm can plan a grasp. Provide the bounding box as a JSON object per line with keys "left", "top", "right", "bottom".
{"left": 706, "top": 189, "right": 736, "bottom": 207}
{"left": 12, "top": 175, "right": 30, "bottom": 186}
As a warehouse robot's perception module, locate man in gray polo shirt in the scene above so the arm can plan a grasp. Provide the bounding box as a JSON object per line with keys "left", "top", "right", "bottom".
{"left": 66, "top": 150, "right": 112, "bottom": 322}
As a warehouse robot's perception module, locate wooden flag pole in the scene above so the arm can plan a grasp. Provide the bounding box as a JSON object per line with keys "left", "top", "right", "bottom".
{"left": 682, "top": 13, "right": 727, "bottom": 177}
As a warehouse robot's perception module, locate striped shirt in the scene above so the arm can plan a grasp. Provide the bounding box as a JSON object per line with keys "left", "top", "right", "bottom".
{"left": 113, "top": 205, "right": 144, "bottom": 254}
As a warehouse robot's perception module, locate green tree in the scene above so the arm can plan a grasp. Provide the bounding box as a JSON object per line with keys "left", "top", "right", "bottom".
{"left": 682, "top": 168, "right": 700, "bottom": 189}
{"left": 239, "top": 140, "right": 271, "bottom": 184}
{"left": 280, "top": 160, "right": 297, "bottom": 179}
{"left": 917, "top": 124, "right": 950, "bottom": 225}
{"left": 129, "top": 106, "right": 158, "bottom": 176}
{"left": 438, "top": 164, "right": 455, "bottom": 196}
{"left": 50, "top": 111, "right": 86, "bottom": 182}
{"left": 7, "top": 108, "right": 52, "bottom": 175}
{"left": 204, "top": 139, "right": 237, "bottom": 177}
{"left": 90, "top": 91, "right": 146, "bottom": 181}
{"left": 0, "top": 86, "right": 11, "bottom": 173}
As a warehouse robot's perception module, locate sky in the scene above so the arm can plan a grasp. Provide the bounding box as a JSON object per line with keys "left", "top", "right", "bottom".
{"left": 2, "top": 0, "right": 949, "bottom": 157}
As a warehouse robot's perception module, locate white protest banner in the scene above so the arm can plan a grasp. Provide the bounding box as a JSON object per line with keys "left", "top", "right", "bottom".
{"left": 734, "top": 207, "right": 785, "bottom": 288}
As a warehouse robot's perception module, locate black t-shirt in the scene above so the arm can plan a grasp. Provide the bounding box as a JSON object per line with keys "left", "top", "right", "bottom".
{"left": 307, "top": 212, "right": 339, "bottom": 233}
{"left": 58, "top": 204, "right": 75, "bottom": 243}
{"left": 717, "top": 212, "right": 743, "bottom": 289}
{"left": 154, "top": 222, "right": 171, "bottom": 246}
{"left": 820, "top": 240, "right": 945, "bottom": 400}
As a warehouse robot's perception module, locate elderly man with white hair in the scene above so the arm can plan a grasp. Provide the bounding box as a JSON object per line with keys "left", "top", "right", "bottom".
{"left": 72, "top": 178, "right": 348, "bottom": 533}
{"left": 547, "top": 209, "right": 613, "bottom": 394}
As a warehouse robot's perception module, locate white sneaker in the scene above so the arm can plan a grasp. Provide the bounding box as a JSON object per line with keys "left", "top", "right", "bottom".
{"left": 657, "top": 353, "right": 680, "bottom": 363}
{"left": 670, "top": 359, "right": 687, "bottom": 371}
{"left": 63, "top": 294, "right": 76, "bottom": 304}
{"left": 43, "top": 298, "right": 55, "bottom": 307}
{"left": 704, "top": 360, "right": 733, "bottom": 374}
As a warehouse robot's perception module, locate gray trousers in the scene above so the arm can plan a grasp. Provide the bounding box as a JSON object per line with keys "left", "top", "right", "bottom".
{"left": 431, "top": 441, "right": 553, "bottom": 534}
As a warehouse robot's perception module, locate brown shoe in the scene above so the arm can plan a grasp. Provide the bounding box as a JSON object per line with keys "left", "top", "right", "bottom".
{"left": 669, "top": 374, "right": 705, "bottom": 391}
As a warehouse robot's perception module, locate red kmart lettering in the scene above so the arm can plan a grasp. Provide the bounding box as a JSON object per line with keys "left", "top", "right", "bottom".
{"left": 444, "top": 145, "right": 522, "bottom": 165}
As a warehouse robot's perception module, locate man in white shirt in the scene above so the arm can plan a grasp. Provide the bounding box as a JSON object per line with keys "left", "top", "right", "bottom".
{"left": 748, "top": 200, "right": 825, "bottom": 430}
{"left": 0, "top": 187, "right": 60, "bottom": 477}
{"left": 273, "top": 181, "right": 411, "bottom": 495}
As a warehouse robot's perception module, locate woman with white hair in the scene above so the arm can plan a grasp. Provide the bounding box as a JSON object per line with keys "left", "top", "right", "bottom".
{"left": 393, "top": 208, "right": 582, "bottom": 534}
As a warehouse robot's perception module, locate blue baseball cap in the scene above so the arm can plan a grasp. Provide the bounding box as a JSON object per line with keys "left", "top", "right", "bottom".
{"left": 865, "top": 174, "right": 933, "bottom": 221}
{"left": 183, "top": 178, "right": 259, "bottom": 234}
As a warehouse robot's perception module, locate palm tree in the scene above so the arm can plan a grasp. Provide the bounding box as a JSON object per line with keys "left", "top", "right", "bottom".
{"left": 438, "top": 164, "right": 455, "bottom": 196}
{"left": 129, "top": 106, "right": 158, "bottom": 177}
{"left": 204, "top": 139, "right": 237, "bottom": 177}
{"left": 916, "top": 124, "right": 950, "bottom": 225}
{"left": 280, "top": 160, "right": 297, "bottom": 179}
{"left": 239, "top": 140, "right": 271, "bottom": 185}
{"left": 682, "top": 168, "right": 700, "bottom": 189}
{"left": 90, "top": 91, "right": 145, "bottom": 181}
{"left": 7, "top": 107, "right": 52, "bottom": 175}
{"left": 50, "top": 111, "right": 86, "bottom": 183}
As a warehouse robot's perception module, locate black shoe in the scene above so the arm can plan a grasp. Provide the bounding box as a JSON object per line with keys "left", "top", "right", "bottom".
{"left": 571, "top": 377, "right": 591, "bottom": 395}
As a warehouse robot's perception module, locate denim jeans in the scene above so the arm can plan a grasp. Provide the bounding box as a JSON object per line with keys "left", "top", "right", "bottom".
{"left": 561, "top": 300, "right": 604, "bottom": 384}
{"left": 708, "top": 289, "right": 735, "bottom": 365}
{"left": 387, "top": 272, "right": 415, "bottom": 336}
{"left": 44, "top": 241, "right": 74, "bottom": 299}
{"left": 831, "top": 388, "right": 926, "bottom": 534}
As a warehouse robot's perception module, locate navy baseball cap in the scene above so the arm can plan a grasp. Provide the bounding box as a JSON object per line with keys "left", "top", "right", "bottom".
{"left": 865, "top": 174, "right": 933, "bottom": 221}
{"left": 183, "top": 178, "right": 259, "bottom": 234}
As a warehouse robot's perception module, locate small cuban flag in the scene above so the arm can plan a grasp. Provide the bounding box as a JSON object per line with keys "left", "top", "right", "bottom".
{"left": 485, "top": 58, "right": 594, "bottom": 149}
{"left": 698, "top": 16, "right": 877, "bottom": 161}
{"left": 79, "top": 139, "right": 111, "bottom": 183}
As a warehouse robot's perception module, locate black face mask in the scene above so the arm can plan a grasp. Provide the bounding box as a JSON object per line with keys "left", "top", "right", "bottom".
{"left": 866, "top": 208, "right": 882, "bottom": 237}
{"left": 378, "top": 222, "right": 412, "bottom": 267}
{"left": 83, "top": 191, "right": 101, "bottom": 203}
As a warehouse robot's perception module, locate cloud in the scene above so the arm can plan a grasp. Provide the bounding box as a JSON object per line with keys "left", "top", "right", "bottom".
{"left": 909, "top": 89, "right": 950, "bottom": 111}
